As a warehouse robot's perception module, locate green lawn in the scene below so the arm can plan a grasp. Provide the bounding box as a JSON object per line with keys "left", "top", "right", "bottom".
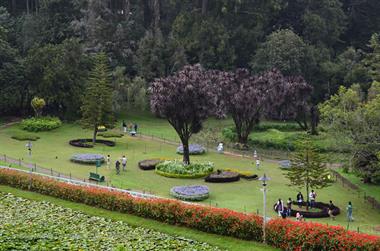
{"left": 0, "top": 121, "right": 379, "bottom": 235}
{"left": 0, "top": 185, "right": 276, "bottom": 251}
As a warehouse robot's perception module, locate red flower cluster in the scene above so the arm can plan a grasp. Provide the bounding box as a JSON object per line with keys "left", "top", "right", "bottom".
{"left": 0, "top": 169, "right": 263, "bottom": 241}
{"left": 0, "top": 169, "right": 379, "bottom": 250}
{"left": 266, "top": 218, "right": 380, "bottom": 251}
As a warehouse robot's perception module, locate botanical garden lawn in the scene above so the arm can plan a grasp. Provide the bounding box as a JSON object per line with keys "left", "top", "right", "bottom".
{"left": 0, "top": 121, "right": 379, "bottom": 235}
{"left": 0, "top": 185, "right": 276, "bottom": 251}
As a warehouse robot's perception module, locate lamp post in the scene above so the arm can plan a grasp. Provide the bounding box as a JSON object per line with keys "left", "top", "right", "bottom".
{"left": 259, "top": 173, "right": 271, "bottom": 243}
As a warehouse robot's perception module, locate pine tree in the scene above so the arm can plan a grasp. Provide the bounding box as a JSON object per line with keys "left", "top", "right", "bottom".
{"left": 81, "top": 52, "right": 115, "bottom": 144}
{"left": 284, "top": 137, "right": 332, "bottom": 207}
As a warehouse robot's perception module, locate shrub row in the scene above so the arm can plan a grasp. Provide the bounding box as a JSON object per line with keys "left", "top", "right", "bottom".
{"left": 0, "top": 169, "right": 263, "bottom": 241}
{"left": 20, "top": 117, "right": 62, "bottom": 132}
{"left": 98, "top": 131, "right": 124, "bottom": 138}
{"left": 223, "top": 168, "right": 258, "bottom": 180}
{"left": 11, "top": 132, "right": 40, "bottom": 141}
{"left": 253, "top": 122, "right": 300, "bottom": 132}
{"left": 69, "top": 139, "right": 115, "bottom": 148}
{"left": 267, "top": 218, "right": 380, "bottom": 251}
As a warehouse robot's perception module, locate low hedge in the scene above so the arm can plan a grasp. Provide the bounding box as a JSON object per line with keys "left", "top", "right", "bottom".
{"left": 11, "top": 132, "right": 40, "bottom": 141}
{"left": 205, "top": 171, "right": 240, "bottom": 183}
{"left": 0, "top": 169, "right": 263, "bottom": 241}
{"left": 267, "top": 218, "right": 380, "bottom": 251}
{"left": 223, "top": 168, "right": 258, "bottom": 180}
{"left": 98, "top": 131, "right": 124, "bottom": 138}
{"left": 0, "top": 169, "right": 378, "bottom": 250}
{"left": 20, "top": 117, "right": 62, "bottom": 132}
{"left": 69, "top": 139, "right": 115, "bottom": 148}
{"left": 155, "top": 160, "right": 214, "bottom": 179}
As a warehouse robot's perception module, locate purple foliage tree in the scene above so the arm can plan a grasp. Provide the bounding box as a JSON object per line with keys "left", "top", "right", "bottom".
{"left": 150, "top": 64, "right": 215, "bottom": 164}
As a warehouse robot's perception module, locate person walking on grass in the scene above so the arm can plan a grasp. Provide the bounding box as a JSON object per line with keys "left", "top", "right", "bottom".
{"left": 347, "top": 201, "right": 353, "bottom": 222}
{"left": 106, "top": 155, "right": 111, "bottom": 169}
{"left": 256, "top": 158, "right": 260, "bottom": 170}
{"left": 309, "top": 190, "right": 316, "bottom": 209}
{"left": 297, "top": 192, "right": 304, "bottom": 208}
{"left": 328, "top": 200, "right": 336, "bottom": 220}
{"left": 275, "top": 198, "right": 284, "bottom": 217}
{"left": 115, "top": 160, "right": 120, "bottom": 175}
{"left": 122, "top": 120, "right": 127, "bottom": 133}
{"left": 287, "top": 198, "right": 292, "bottom": 216}
{"left": 121, "top": 155, "right": 127, "bottom": 171}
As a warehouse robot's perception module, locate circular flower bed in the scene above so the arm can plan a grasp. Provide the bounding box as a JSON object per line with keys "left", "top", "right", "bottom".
{"left": 273, "top": 201, "right": 340, "bottom": 218}
{"left": 155, "top": 160, "right": 214, "bottom": 178}
{"left": 138, "top": 159, "right": 162, "bottom": 170}
{"left": 205, "top": 170, "right": 240, "bottom": 183}
{"left": 70, "top": 153, "right": 105, "bottom": 165}
{"left": 69, "top": 139, "right": 115, "bottom": 148}
{"left": 176, "top": 144, "right": 206, "bottom": 155}
{"left": 170, "top": 185, "right": 209, "bottom": 201}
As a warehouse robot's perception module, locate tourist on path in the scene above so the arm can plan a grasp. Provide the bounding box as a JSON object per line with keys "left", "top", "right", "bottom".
{"left": 217, "top": 142, "right": 224, "bottom": 154}
{"left": 296, "top": 192, "right": 304, "bottom": 208}
{"left": 287, "top": 198, "right": 292, "bottom": 216}
{"left": 115, "top": 160, "right": 120, "bottom": 175}
{"left": 134, "top": 123, "right": 138, "bottom": 133}
{"left": 347, "top": 201, "right": 353, "bottom": 222}
{"left": 121, "top": 155, "right": 127, "bottom": 171}
{"left": 309, "top": 190, "right": 316, "bottom": 208}
{"left": 122, "top": 121, "right": 127, "bottom": 133}
{"left": 328, "top": 200, "right": 335, "bottom": 220}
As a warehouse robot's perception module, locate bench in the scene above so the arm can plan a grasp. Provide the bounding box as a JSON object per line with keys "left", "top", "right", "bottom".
{"left": 89, "top": 172, "right": 105, "bottom": 182}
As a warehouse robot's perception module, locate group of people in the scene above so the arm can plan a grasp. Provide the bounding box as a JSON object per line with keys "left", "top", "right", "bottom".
{"left": 275, "top": 191, "right": 354, "bottom": 222}
{"left": 106, "top": 154, "right": 127, "bottom": 175}
{"left": 122, "top": 121, "right": 138, "bottom": 135}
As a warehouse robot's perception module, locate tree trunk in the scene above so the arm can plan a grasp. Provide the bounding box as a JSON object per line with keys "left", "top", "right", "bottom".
{"left": 201, "top": 0, "right": 208, "bottom": 15}
{"left": 26, "top": 0, "right": 29, "bottom": 14}
{"left": 181, "top": 137, "right": 190, "bottom": 165}
{"left": 93, "top": 126, "right": 98, "bottom": 145}
{"left": 238, "top": 134, "right": 248, "bottom": 145}
{"left": 310, "top": 106, "right": 318, "bottom": 135}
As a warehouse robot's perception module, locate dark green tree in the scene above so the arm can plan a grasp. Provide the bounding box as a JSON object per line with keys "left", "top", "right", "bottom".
{"left": 81, "top": 53, "right": 115, "bottom": 144}
{"left": 284, "top": 137, "right": 333, "bottom": 207}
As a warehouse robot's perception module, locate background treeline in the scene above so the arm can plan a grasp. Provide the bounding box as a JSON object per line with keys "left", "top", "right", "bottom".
{"left": 0, "top": 0, "right": 380, "bottom": 120}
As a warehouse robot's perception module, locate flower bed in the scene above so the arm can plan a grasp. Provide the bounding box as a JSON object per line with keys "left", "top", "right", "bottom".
{"left": 0, "top": 193, "right": 219, "bottom": 251}
{"left": 274, "top": 201, "right": 340, "bottom": 218}
{"left": 267, "top": 218, "right": 380, "bottom": 251}
{"left": 170, "top": 185, "right": 209, "bottom": 201}
{"left": 69, "top": 139, "right": 115, "bottom": 148}
{"left": 176, "top": 144, "right": 206, "bottom": 155}
{"left": 0, "top": 168, "right": 378, "bottom": 250}
{"left": 70, "top": 153, "right": 105, "bottom": 165}
{"left": 138, "top": 159, "right": 162, "bottom": 170}
{"left": 20, "top": 116, "right": 62, "bottom": 132}
{"left": 223, "top": 168, "right": 258, "bottom": 180}
{"left": 205, "top": 170, "right": 240, "bottom": 183}
{"left": 155, "top": 160, "right": 214, "bottom": 178}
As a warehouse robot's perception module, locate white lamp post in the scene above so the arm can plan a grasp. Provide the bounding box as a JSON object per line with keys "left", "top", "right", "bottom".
{"left": 259, "top": 173, "right": 271, "bottom": 243}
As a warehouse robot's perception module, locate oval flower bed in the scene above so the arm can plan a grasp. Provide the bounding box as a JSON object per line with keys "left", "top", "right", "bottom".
{"left": 205, "top": 170, "right": 240, "bottom": 183}
{"left": 155, "top": 160, "right": 214, "bottom": 178}
{"left": 170, "top": 185, "right": 209, "bottom": 201}
{"left": 70, "top": 153, "right": 105, "bottom": 165}
{"left": 176, "top": 144, "right": 206, "bottom": 155}
{"left": 69, "top": 139, "right": 115, "bottom": 148}
{"left": 138, "top": 159, "right": 162, "bottom": 170}
{"left": 273, "top": 201, "right": 341, "bottom": 218}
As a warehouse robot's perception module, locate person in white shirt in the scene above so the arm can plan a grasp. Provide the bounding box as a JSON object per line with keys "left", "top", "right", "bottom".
{"left": 256, "top": 159, "right": 260, "bottom": 169}
{"left": 309, "top": 190, "right": 316, "bottom": 208}
{"left": 217, "top": 142, "right": 224, "bottom": 153}
{"left": 121, "top": 155, "right": 127, "bottom": 171}
{"left": 106, "top": 155, "right": 110, "bottom": 169}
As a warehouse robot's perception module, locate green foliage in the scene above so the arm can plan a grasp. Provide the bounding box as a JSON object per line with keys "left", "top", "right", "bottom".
{"left": 98, "top": 131, "right": 124, "bottom": 138}
{"left": 0, "top": 193, "right": 219, "bottom": 250}
{"left": 155, "top": 160, "right": 214, "bottom": 178}
{"left": 284, "top": 137, "right": 333, "bottom": 200}
{"left": 30, "top": 97, "right": 45, "bottom": 117}
{"left": 80, "top": 53, "right": 115, "bottom": 141}
{"left": 20, "top": 117, "right": 62, "bottom": 132}
{"left": 10, "top": 132, "right": 40, "bottom": 141}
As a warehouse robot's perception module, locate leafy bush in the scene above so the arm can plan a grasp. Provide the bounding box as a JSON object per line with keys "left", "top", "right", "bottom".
{"left": 254, "top": 121, "right": 300, "bottom": 132}
{"left": 11, "top": 132, "right": 40, "bottom": 141}
{"left": 223, "top": 168, "right": 258, "bottom": 180}
{"left": 70, "top": 153, "right": 105, "bottom": 164}
{"left": 155, "top": 160, "right": 214, "bottom": 178}
{"left": 176, "top": 144, "right": 206, "bottom": 155}
{"left": 0, "top": 168, "right": 379, "bottom": 250}
{"left": 98, "top": 131, "right": 124, "bottom": 138}
{"left": 205, "top": 170, "right": 240, "bottom": 183}
{"left": 0, "top": 193, "right": 219, "bottom": 251}
{"left": 170, "top": 185, "right": 209, "bottom": 201}
{"left": 20, "top": 117, "right": 62, "bottom": 132}
{"left": 138, "top": 159, "right": 162, "bottom": 170}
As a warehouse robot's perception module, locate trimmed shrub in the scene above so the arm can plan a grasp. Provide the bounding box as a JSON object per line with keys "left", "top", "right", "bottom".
{"left": 155, "top": 160, "right": 214, "bottom": 178}
{"left": 253, "top": 122, "right": 300, "bottom": 132}
{"left": 98, "top": 131, "right": 124, "bottom": 138}
{"left": 11, "top": 132, "right": 40, "bottom": 141}
{"left": 20, "top": 117, "right": 62, "bottom": 132}
{"left": 0, "top": 168, "right": 378, "bottom": 250}
{"left": 170, "top": 185, "right": 209, "bottom": 201}
{"left": 138, "top": 159, "right": 162, "bottom": 170}
{"left": 69, "top": 139, "right": 115, "bottom": 148}
{"left": 70, "top": 154, "right": 105, "bottom": 165}
{"left": 176, "top": 144, "right": 206, "bottom": 155}
{"left": 205, "top": 170, "right": 240, "bottom": 183}
{"left": 223, "top": 168, "right": 258, "bottom": 180}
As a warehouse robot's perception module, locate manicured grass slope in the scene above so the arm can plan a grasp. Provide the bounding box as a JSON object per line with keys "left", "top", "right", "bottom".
{"left": 0, "top": 185, "right": 276, "bottom": 251}
{"left": 0, "top": 121, "right": 379, "bottom": 234}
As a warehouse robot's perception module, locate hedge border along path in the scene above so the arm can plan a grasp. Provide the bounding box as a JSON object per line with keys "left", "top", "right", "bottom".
{"left": 0, "top": 168, "right": 379, "bottom": 251}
